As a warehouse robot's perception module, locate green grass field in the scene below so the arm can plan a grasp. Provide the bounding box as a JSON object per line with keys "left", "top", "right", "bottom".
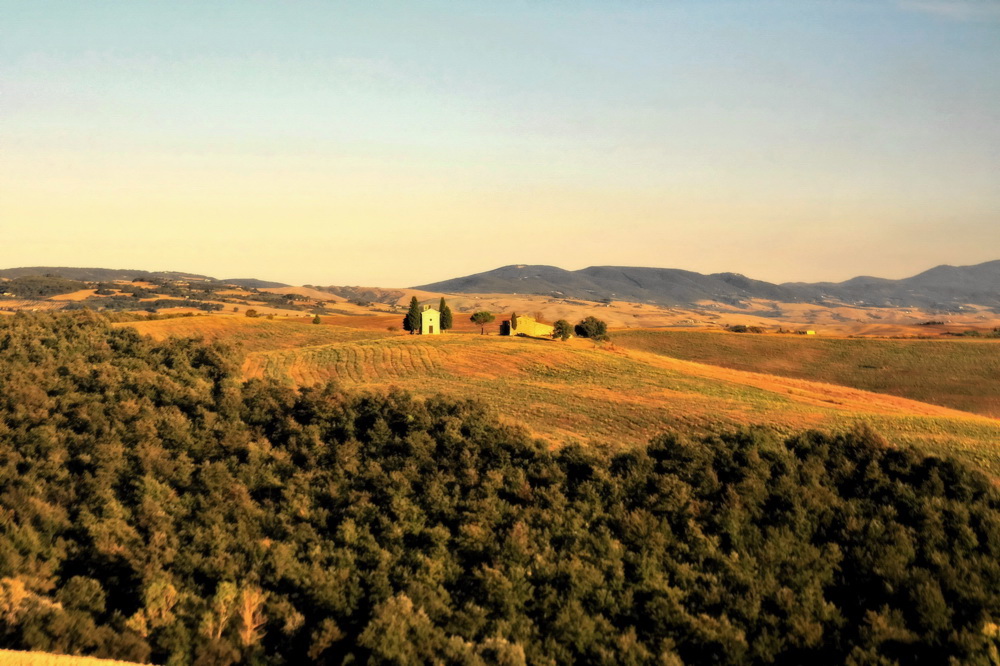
{"left": 614, "top": 330, "right": 1000, "bottom": 418}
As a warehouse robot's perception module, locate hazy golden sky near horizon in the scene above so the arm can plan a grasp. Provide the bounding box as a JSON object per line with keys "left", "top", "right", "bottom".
{"left": 2, "top": 1, "right": 999, "bottom": 286}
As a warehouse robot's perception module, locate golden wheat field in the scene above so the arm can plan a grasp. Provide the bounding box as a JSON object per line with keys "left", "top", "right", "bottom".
{"left": 120, "top": 316, "right": 1000, "bottom": 477}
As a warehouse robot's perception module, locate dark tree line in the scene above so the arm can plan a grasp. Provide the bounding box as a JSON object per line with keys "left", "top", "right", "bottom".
{"left": 1, "top": 275, "right": 88, "bottom": 299}
{"left": 63, "top": 297, "right": 224, "bottom": 313}
{"left": 0, "top": 312, "right": 999, "bottom": 664}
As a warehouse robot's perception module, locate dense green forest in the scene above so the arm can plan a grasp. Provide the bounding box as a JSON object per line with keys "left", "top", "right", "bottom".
{"left": 2, "top": 275, "right": 88, "bottom": 299}
{"left": 1, "top": 313, "right": 999, "bottom": 664}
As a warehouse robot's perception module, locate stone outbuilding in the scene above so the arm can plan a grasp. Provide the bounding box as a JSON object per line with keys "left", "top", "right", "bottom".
{"left": 500, "top": 313, "right": 554, "bottom": 338}
{"left": 420, "top": 306, "right": 440, "bottom": 335}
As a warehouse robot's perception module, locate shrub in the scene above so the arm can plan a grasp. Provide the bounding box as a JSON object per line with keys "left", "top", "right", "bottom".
{"left": 574, "top": 316, "right": 607, "bottom": 339}
{"left": 727, "top": 324, "right": 764, "bottom": 334}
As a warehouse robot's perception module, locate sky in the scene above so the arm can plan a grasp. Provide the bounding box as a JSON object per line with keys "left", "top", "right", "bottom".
{"left": 2, "top": 0, "right": 998, "bottom": 287}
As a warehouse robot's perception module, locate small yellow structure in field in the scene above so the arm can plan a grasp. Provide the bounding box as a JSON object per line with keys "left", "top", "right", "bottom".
{"left": 420, "top": 306, "right": 440, "bottom": 335}
{"left": 501, "top": 313, "right": 554, "bottom": 338}
{"left": 806, "top": 330, "right": 816, "bottom": 335}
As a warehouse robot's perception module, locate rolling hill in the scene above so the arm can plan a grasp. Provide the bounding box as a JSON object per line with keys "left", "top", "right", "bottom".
{"left": 414, "top": 260, "right": 1000, "bottom": 310}
{"left": 122, "top": 316, "right": 1000, "bottom": 477}
{"left": 10, "top": 311, "right": 1000, "bottom": 664}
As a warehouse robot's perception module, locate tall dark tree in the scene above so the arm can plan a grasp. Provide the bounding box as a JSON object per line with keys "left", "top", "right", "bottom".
{"left": 470, "top": 311, "right": 495, "bottom": 335}
{"left": 439, "top": 297, "right": 453, "bottom": 331}
{"left": 403, "top": 296, "right": 421, "bottom": 334}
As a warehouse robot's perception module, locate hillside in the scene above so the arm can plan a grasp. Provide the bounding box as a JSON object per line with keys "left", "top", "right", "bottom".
{"left": 6, "top": 260, "right": 1000, "bottom": 314}
{"left": 6, "top": 261, "right": 1000, "bottom": 331}
{"left": 6, "top": 263, "right": 1000, "bottom": 338}
{"left": 415, "top": 260, "right": 1000, "bottom": 310}
{"left": 7, "top": 313, "right": 1000, "bottom": 663}
{"left": 0, "top": 273, "right": 310, "bottom": 317}
{"left": 124, "top": 316, "right": 1000, "bottom": 477}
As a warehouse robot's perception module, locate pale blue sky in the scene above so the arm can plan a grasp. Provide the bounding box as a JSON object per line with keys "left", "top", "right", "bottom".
{"left": 2, "top": 1, "right": 998, "bottom": 286}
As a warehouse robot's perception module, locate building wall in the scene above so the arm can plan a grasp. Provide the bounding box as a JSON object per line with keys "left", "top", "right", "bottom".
{"left": 420, "top": 309, "right": 441, "bottom": 335}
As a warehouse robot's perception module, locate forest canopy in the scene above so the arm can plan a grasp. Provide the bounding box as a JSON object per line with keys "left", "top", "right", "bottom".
{"left": 1, "top": 275, "right": 87, "bottom": 299}
{"left": 0, "top": 312, "right": 999, "bottom": 664}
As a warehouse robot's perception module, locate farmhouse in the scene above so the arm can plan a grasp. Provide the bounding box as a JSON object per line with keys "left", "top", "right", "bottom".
{"left": 420, "top": 306, "right": 440, "bottom": 335}
{"left": 501, "top": 313, "right": 554, "bottom": 338}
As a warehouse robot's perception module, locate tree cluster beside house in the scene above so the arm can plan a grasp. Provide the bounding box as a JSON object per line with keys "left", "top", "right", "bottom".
{"left": 402, "top": 296, "right": 602, "bottom": 342}
{"left": 403, "top": 296, "right": 452, "bottom": 335}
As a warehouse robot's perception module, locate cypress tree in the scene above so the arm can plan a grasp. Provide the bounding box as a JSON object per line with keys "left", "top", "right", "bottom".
{"left": 439, "top": 297, "right": 453, "bottom": 331}
{"left": 403, "top": 296, "right": 421, "bottom": 334}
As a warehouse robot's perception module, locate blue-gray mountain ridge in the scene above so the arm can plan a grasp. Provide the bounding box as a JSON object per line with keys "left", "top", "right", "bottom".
{"left": 414, "top": 261, "right": 1000, "bottom": 311}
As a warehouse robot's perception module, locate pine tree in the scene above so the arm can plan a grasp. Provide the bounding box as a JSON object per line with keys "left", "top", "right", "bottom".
{"left": 403, "top": 297, "right": 421, "bottom": 334}
{"left": 470, "top": 311, "right": 495, "bottom": 335}
{"left": 439, "top": 297, "right": 453, "bottom": 331}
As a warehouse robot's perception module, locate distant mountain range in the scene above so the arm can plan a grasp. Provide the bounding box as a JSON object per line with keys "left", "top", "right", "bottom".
{"left": 414, "top": 261, "right": 1000, "bottom": 311}
{"left": 5, "top": 262, "right": 998, "bottom": 312}
{"left": 0, "top": 267, "right": 288, "bottom": 289}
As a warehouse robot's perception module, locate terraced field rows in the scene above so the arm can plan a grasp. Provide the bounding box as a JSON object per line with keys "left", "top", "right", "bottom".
{"left": 244, "top": 338, "right": 452, "bottom": 384}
